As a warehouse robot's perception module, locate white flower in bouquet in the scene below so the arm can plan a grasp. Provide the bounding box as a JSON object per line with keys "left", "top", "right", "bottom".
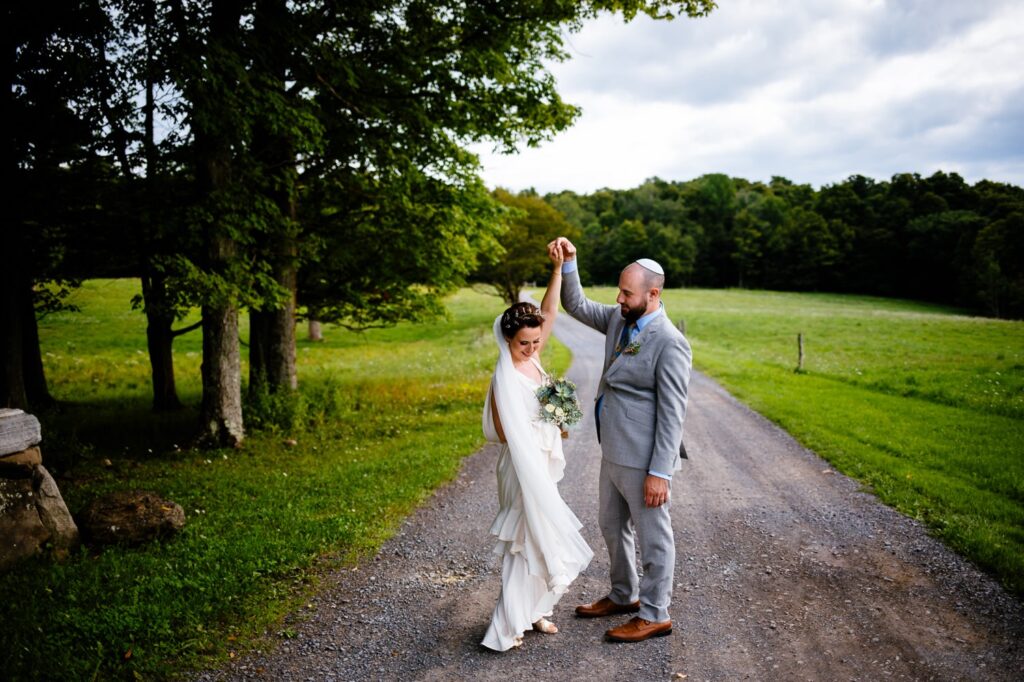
{"left": 536, "top": 377, "right": 583, "bottom": 430}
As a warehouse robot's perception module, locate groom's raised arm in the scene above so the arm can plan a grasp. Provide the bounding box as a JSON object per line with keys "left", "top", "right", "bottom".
{"left": 553, "top": 238, "right": 614, "bottom": 335}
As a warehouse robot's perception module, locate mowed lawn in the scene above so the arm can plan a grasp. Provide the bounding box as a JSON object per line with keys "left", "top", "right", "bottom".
{"left": 3, "top": 280, "right": 571, "bottom": 680}
{"left": 588, "top": 286, "right": 1024, "bottom": 597}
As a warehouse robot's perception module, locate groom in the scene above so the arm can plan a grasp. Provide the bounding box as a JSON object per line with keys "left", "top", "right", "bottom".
{"left": 550, "top": 237, "right": 691, "bottom": 643}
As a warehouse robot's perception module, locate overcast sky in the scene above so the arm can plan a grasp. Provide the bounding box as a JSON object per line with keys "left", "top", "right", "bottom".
{"left": 472, "top": 0, "right": 1024, "bottom": 194}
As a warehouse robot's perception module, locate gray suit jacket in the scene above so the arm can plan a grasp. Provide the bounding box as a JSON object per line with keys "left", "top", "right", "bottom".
{"left": 561, "top": 268, "right": 692, "bottom": 475}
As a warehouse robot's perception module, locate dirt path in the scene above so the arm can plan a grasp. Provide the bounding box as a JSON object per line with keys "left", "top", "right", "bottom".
{"left": 197, "top": 313, "right": 1023, "bottom": 681}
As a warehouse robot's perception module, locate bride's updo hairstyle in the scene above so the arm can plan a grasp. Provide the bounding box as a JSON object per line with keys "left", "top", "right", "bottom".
{"left": 500, "top": 302, "right": 544, "bottom": 340}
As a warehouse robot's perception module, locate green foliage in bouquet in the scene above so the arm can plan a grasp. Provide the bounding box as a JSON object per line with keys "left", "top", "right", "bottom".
{"left": 536, "top": 377, "right": 584, "bottom": 429}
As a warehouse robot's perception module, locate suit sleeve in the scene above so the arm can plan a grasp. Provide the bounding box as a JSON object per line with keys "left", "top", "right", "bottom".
{"left": 648, "top": 335, "right": 692, "bottom": 476}
{"left": 560, "top": 266, "right": 615, "bottom": 334}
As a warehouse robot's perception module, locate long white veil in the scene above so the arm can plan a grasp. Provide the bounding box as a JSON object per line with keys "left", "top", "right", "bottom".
{"left": 481, "top": 316, "right": 592, "bottom": 589}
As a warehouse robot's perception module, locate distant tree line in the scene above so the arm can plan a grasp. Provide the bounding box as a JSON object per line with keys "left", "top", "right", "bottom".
{"left": 3, "top": 1, "right": 716, "bottom": 444}
{"left": 546, "top": 172, "right": 1024, "bottom": 318}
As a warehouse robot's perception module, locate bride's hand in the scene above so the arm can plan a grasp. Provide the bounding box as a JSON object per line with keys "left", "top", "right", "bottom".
{"left": 548, "top": 241, "right": 565, "bottom": 267}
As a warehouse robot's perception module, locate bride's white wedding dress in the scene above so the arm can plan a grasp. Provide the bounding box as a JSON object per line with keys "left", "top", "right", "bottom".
{"left": 481, "top": 317, "right": 593, "bottom": 652}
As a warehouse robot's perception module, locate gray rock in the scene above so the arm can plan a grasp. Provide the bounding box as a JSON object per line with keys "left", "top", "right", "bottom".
{"left": 77, "top": 490, "right": 186, "bottom": 546}
{"left": 0, "top": 475, "right": 50, "bottom": 569}
{"left": 0, "top": 463, "right": 79, "bottom": 570}
{"left": 0, "top": 410, "right": 42, "bottom": 457}
{"left": 0, "top": 445, "right": 42, "bottom": 468}
{"left": 34, "top": 465, "right": 79, "bottom": 557}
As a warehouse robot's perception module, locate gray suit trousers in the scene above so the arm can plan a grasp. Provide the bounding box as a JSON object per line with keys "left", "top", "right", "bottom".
{"left": 599, "top": 459, "right": 675, "bottom": 623}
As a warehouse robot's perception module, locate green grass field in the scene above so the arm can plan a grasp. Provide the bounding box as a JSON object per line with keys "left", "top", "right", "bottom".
{"left": 2, "top": 280, "right": 570, "bottom": 680}
{"left": 588, "top": 286, "right": 1024, "bottom": 597}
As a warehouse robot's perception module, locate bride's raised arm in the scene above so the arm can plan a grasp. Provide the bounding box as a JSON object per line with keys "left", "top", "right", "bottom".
{"left": 538, "top": 241, "right": 564, "bottom": 350}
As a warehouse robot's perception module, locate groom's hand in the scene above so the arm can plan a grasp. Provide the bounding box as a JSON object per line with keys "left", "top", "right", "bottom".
{"left": 548, "top": 237, "right": 576, "bottom": 261}
{"left": 644, "top": 475, "right": 669, "bottom": 507}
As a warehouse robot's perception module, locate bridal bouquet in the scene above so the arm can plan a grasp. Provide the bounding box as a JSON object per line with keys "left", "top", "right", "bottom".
{"left": 536, "top": 377, "right": 583, "bottom": 431}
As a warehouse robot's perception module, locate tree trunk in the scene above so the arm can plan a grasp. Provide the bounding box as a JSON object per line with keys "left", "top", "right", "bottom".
{"left": 139, "top": 6, "right": 182, "bottom": 412}
{"left": 2, "top": 0, "right": 38, "bottom": 409}
{"left": 502, "top": 280, "right": 521, "bottom": 306}
{"left": 308, "top": 318, "right": 322, "bottom": 342}
{"left": 248, "top": 268, "right": 297, "bottom": 392}
{"left": 196, "top": 152, "right": 243, "bottom": 445}
{"left": 21, "top": 287, "right": 53, "bottom": 409}
{"left": 248, "top": 0, "right": 298, "bottom": 394}
{"left": 194, "top": 189, "right": 244, "bottom": 445}
{"left": 0, "top": 270, "right": 29, "bottom": 410}
{"left": 200, "top": 299, "right": 243, "bottom": 446}
{"left": 249, "top": 310, "right": 267, "bottom": 390}
{"left": 142, "top": 273, "right": 183, "bottom": 411}
{"left": 194, "top": 0, "right": 245, "bottom": 447}
{"left": 0, "top": 235, "right": 47, "bottom": 410}
{"left": 147, "top": 320, "right": 181, "bottom": 411}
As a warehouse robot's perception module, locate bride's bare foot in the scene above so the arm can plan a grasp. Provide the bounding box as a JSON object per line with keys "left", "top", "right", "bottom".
{"left": 533, "top": 618, "right": 558, "bottom": 634}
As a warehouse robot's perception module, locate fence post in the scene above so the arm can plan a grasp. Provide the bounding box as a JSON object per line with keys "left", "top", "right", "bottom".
{"left": 796, "top": 333, "right": 805, "bottom": 373}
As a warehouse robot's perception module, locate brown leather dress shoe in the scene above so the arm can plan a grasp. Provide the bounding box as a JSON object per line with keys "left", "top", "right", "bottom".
{"left": 605, "top": 616, "right": 672, "bottom": 642}
{"left": 575, "top": 597, "right": 641, "bottom": 618}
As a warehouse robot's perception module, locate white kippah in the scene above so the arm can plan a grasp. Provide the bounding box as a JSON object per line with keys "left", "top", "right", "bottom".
{"left": 634, "top": 258, "right": 665, "bottom": 275}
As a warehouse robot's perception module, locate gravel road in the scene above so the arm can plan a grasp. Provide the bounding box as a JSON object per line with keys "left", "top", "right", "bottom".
{"left": 197, "top": 312, "right": 1023, "bottom": 681}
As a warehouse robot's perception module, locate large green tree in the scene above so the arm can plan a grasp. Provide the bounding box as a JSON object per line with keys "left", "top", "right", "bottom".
{"left": 6, "top": 0, "right": 719, "bottom": 436}
{"left": 204, "top": 0, "right": 719, "bottom": 434}
{"left": 286, "top": 0, "right": 718, "bottom": 341}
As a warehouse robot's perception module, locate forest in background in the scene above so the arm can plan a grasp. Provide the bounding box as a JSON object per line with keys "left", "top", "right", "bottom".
{"left": 537, "top": 171, "right": 1024, "bottom": 318}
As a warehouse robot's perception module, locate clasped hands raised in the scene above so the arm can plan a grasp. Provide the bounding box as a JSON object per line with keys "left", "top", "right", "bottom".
{"left": 546, "top": 237, "right": 576, "bottom": 266}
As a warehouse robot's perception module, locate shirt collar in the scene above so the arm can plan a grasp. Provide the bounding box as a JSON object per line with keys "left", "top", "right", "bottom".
{"left": 634, "top": 302, "right": 663, "bottom": 331}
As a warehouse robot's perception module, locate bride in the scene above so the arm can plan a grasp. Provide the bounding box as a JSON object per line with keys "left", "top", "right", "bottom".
{"left": 481, "top": 245, "right": 593, "bottom": 651}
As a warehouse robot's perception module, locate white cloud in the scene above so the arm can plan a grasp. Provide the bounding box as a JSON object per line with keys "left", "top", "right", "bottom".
{"left": 472, "top": 0, "right": 1024, "bottom": 193}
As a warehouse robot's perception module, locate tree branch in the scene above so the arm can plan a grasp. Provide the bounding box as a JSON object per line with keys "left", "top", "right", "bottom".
{"left": 170, "top": 319, "right": 203, "bottom": 337}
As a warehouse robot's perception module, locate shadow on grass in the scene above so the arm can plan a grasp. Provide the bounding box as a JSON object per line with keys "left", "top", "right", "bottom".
{"left": 36, "top": 397, "right": 201, "bottom": 474}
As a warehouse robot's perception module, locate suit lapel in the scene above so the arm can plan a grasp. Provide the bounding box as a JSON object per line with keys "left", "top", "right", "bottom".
{"left": 604, "top": 312, "right": 662, "bottom": 382}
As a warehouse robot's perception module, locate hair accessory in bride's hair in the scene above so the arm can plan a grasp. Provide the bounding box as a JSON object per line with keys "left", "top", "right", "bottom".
{"left": 500, "top": 302, "right": 544, "bottom": 337}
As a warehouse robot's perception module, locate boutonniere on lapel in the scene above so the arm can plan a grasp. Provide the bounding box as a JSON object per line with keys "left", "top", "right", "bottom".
{"left": 617, "top": 340, "right": 642, "bottom": 356}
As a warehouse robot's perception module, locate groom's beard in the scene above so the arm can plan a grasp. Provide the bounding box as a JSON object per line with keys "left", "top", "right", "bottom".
{"left": 621, "top": 300, "right": 648, "bottom": 323}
